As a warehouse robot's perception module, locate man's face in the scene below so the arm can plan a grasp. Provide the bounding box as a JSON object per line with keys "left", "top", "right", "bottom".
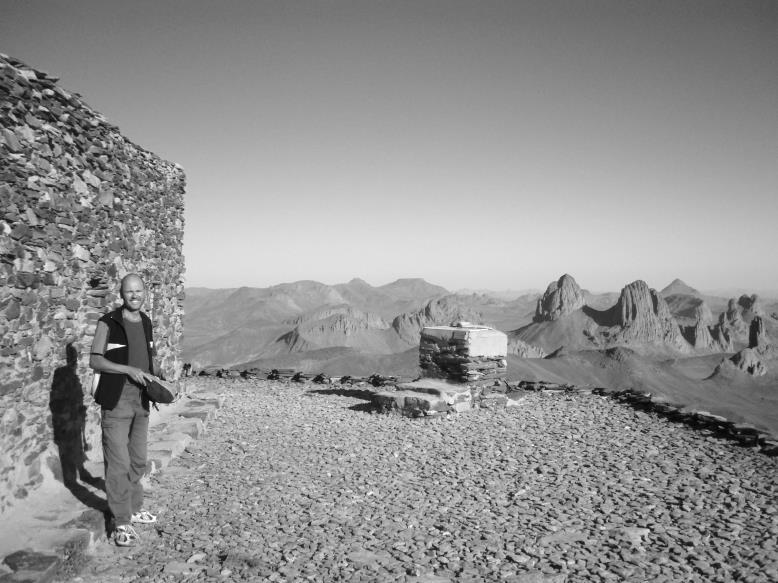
{"left": 121, "top": 277, "right": 146, "bottom": 312}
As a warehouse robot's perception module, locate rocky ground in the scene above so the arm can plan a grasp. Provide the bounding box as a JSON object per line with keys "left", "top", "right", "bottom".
{"left": 61, "top": 378, "right": 777, "bottom": 583}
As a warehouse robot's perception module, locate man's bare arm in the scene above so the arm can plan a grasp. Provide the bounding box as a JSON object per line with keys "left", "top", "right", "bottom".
{"left": 89, "top": 320, "right": 154, "bottom": 386}
{"left": 89, "top": 353, "right": 155, "bottom": 386}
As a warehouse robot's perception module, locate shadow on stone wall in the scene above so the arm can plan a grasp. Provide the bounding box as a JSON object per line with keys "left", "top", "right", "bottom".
{"left": 49, "top": 343, "right": 106, "bottom": 513}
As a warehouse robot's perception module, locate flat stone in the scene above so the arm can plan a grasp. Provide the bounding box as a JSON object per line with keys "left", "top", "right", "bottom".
{"left": 347, "top": 550, "right": 382, "bottom": 567}
{"left": 178, "top": 408, "right": 214, "bottom": 423}
{"left": 168, "top": 418, "right": 205, "bottom": 439}
{"left": 2, "top": 550, "right": 58, "bottom": 572}
{"left": 421, "top": 325, "right": 507, "bottom": 358}
{"left": 1, "top": 129, "right": 21, "bottom": 152}
{"left": 148, "top": 439, "right": 188, "bottom": 458}
{"left": 158, "top": 432, "right": 193, "bottom": 449}
{"left": 395, "top": 379, "right": 471, "bottom": 396}
{"left": 373, "top": 379, "right": 472, "bottom": 415}
{"left": 163, "top": 561, "right": 199, "bottom": 575}
{"left": 538, "top": 530, "right": 588, "bottom": 545}
{"left": 189, "top": 396, "right": 226, "bottom": 409}
{"left": 146, "top": 449, "right": 173, "bottom": 473}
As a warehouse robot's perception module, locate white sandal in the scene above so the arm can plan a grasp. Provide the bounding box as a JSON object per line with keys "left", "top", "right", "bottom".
{"left": 131, "top": 510, "right": 157, "bottom": 524}
{"left": 114, "top": 524, "right": 140, "bottom": 547}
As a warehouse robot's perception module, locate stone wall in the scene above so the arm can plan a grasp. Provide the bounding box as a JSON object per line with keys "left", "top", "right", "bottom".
{"left": 0, "top": 54, "right": 186, "bottom": 514}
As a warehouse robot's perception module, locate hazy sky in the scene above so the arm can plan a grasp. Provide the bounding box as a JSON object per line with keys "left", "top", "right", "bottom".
{"left": 3, "top": 1, "right": 777, "bottom": 293}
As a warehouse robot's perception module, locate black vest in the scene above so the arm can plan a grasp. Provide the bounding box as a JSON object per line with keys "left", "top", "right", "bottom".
{"left": 94, "top": 308, "right": 154, "bottom": 410}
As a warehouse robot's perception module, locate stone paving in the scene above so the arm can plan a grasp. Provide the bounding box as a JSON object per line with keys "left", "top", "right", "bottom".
{"left": 0, "top": 387, "right": 224, "bottom": 583}
{"left": 61, "top": 378, "right": 777, "bottom": 582}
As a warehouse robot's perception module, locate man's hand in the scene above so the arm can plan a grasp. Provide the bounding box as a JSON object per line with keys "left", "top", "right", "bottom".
{"left": 90, "top": 354, "right": 157, "bottom": 386}
{"left": 126, "top": 366, "right": 155, "bottom": 387}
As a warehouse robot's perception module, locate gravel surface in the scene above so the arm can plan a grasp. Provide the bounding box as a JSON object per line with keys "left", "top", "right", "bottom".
{"left": 64, "top": 378, "right": 778, "bottom": 583}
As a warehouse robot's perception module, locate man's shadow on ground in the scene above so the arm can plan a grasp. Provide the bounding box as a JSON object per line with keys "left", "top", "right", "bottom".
{"left": 49, "top": 343, "right": 107, "bottom": 516}
{"left": 306, "top": 387, "right": 376, "bottom": 412}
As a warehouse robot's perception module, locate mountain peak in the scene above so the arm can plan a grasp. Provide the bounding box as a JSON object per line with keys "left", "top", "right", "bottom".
{"left": 378, "top": 278, "right": 449, "bottom": 301}
{"left": 660, "top": 278, "right": 700, "bottom": 297}
{"left": 614, "top": 280, "right": 689, "bottom": 350}
{"left": 389, "top": 277, "right": 432, "bottom": 285}
{"left": 345, "top": 277, "right": 372, "bottom": 287}
{"left": 533, "top": 274, "right": 585, "bottom": 322}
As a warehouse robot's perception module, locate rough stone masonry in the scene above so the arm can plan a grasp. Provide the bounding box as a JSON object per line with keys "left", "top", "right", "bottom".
{"left": 420, "top": 323, "right": 508, "bottom": 383}
{"left": 0, "top": 54, "right": 186, "bottom": 514}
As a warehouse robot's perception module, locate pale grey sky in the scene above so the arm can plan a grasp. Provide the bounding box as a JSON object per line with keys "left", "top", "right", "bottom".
{"left": 3, "top": 0, "right": 777, "bottom": 293}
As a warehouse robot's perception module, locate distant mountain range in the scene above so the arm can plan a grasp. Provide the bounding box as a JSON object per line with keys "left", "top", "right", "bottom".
{"left": 183, "top": 275, "right": 778, "bottom": 372}
{"left": 184, "top": 277, "right": 549, "bottom": 368}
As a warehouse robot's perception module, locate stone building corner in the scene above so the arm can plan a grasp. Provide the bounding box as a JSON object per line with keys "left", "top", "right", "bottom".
{"left": 0, "top": 54, "right": 186, "bottom": 514}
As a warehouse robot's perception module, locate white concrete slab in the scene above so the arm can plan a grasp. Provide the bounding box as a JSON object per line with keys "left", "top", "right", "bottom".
{"left": 421, "top": 325, "right": 507, "bottom": 357}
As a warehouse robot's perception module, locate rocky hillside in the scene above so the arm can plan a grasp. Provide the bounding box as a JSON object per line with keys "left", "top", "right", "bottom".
{"left": 334, "top": 278, "right": 449, "bottom": 319}
{"left": 273, "top": 305, "right": 404, "bottom": 355}
{"left": 184, "top": 279, "right": 544, "bottom": 369}
{"left": 390, "top": 296, "right": 485, "bottom": 344}
{"left": 186, "top": 280, "right": 451, "bottom": 366}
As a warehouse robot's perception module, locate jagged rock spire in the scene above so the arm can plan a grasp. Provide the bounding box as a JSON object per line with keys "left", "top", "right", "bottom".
{"left": 613, "top": 280, "right": 688, "bottom": 349}
{"left": 533, "top": 274, "right": 585, "bottom": 322}
{"left": 749, "top": 316, "right": 768, "bottom": 349}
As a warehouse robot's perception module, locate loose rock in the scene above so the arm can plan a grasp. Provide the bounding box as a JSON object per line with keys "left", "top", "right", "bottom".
{"left": 64, "top": 378, "right": 778, "bottom": 583}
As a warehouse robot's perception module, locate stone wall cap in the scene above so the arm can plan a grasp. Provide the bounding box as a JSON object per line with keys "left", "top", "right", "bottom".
{"left": 423, "top": 324, "right": 495, "bottom": 332}
{"left": 396, "top": 379, "right": 472, "bottom": 395}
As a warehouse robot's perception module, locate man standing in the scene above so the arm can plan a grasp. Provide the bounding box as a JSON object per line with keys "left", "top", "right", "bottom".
{"left": 90, "top": 273, "right": 160, "bottom": 547}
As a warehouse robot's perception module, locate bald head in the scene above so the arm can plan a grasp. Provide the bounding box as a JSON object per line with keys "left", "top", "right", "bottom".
{"left": 120, "top": 273, "right": 146, "bottom": 312}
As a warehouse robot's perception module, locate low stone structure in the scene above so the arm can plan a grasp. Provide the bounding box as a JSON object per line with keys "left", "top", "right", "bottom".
{"left": 373, "top": 323, "right": 515, "bottom": 416}
{"left": 372, "top": 378, "right": 521, "bottom": 416}
{"left": 373, "top": 379, "right": 473, "bottom": 415}
{"left": 419, "top": 323, "right": 508, "bottom": 383}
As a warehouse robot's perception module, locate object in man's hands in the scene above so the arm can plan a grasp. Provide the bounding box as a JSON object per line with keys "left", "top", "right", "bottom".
{"left": 145, "top": 378, "right": 175, "bottom": 404}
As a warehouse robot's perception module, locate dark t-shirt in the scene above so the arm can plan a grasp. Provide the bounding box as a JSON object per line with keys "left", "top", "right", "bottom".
{"left": 125, "top": 319, "right": 149, "bottom": 386}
